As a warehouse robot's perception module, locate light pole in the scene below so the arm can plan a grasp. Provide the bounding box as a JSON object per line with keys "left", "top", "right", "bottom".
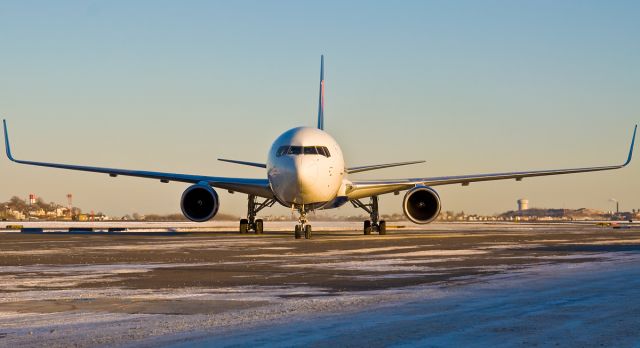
{"left": 609, "top": 198, "right": 619, "bottom": 214}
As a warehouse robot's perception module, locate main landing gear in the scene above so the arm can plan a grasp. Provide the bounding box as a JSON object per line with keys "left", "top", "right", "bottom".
{"left": 239, "top": 195, "right": 276, "bottom": 234}
{"left": 351, "top": 196, "right": 387, "bottom": 235}
{"left": 294, "top": 206, "right": 312, "bottom": 239}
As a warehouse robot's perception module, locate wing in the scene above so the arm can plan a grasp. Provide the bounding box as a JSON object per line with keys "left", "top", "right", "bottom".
{"left": 347, "top": 160, "right": 425, "bottom": 174}
{"left": 218, "top": 158, "right": 266, "bottom": 168}
{"left": 3, "top": 120, "right": 274, "bottom": 198}
{"left": 347, "top": 125, "right": 636, "bottom": 200}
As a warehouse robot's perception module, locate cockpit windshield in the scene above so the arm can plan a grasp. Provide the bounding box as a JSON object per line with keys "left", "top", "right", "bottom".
{"left": 303, "top": 146, "right": 318, "bottom": 155}
{"left": 287, "top": 146, "right": 303, "bottom": 155}
{"left": 276, "top": 146, "right": 331, "bottom": 158}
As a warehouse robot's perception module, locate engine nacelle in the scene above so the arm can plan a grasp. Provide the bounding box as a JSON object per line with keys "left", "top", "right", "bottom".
{"left": 403, "top": 186, "right": 441, "bottom": 224}
{"left": 180, "top": 184, "right": 220, "bottom": 222}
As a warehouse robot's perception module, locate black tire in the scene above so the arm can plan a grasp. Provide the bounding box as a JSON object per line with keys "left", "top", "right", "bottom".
{"left": 294, "top": 225, "right": 302, "bottom": 239}
{"left": 364, "top": 220, "right": 372, "bottom": 235}
{"left": 255, "top": 219, "right": 264, "bottom": 234}
{"left": 304, "top": 225, "right": 312, "bottom": 239}
{"left": 379, "top": 220, "right": 387, "bottom": 235}
{"left": 240, "top": 219, "right": 249, "bottom": 233}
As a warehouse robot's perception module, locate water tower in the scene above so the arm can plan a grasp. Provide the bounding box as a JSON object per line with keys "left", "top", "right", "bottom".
{"left": 518, "top": 199, "right": 529, "bottom": 212}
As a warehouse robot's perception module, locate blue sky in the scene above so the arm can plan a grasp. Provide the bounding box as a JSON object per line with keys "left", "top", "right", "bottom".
{"left": 1, "top": 0, "right": 638, "bottom": 216}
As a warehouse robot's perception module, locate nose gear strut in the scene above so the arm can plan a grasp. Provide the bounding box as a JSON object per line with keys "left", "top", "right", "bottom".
{"left": 294, "top": 204, "right": 313, "bottom": 239}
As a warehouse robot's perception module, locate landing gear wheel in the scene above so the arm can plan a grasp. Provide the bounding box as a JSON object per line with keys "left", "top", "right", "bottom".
{"left": 240, "top": 219, "right": 249, "bottom": 234}
{"left": 353, "top": 196, "right": 386, "bottom": 238}
{"left": 243, "top": 195, "right": 276, "bottom": 235}
{"left": 294, "top": 225, "right": 302, "bottom": 239}
{"left": 364, "top": 220, "right": 372, "bottom": 235}
{"left": 379, "top": 220, "right": 387, "bottom": 235}
{"left": 304, "top": 225, "right": 312, "bottom": 239}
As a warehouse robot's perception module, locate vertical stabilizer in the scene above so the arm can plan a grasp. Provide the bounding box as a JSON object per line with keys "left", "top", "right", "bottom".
{"left": 317, "top": 55, "right": 325, "bottom": 130}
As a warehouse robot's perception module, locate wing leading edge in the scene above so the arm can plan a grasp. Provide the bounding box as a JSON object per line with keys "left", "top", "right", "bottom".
{"left": 347, "top": 125, "right": 636, "bottom": 200}
{"left": 347, "top": 160, "right": 425, "bottom": 174}
{"left": 218, "top": 158, "right": 266, "bottom": 168}
{"left": 3, "top": 120, "right": 274, "bottom": 198}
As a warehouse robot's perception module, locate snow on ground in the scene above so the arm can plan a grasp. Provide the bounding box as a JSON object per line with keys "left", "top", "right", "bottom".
{"left": 165, "top": 256, "right": 640, "bottom": 348}
{"left": 0, "top": 263, "right": 225, "bottom": 291}
{"left": 1, "top": 223, "right": 639, "bottom": 347}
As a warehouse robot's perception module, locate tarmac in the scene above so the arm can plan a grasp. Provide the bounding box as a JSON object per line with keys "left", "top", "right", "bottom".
{"left": 0, "top": 222, "right": 639, "bottom": 347}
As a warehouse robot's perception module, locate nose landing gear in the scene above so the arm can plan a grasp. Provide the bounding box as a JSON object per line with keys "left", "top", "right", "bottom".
{"left": 294, "top": 206, "right": 312, "bottom": 239}
{"left": 239, "top": 195, "right": 276, "bottom": 234}
{"left": 352, "top": 196, "right": 387, "bottom": 235}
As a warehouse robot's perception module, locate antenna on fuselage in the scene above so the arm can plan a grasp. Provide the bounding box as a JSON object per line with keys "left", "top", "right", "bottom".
{"left": 317, "top": 55, "right": 325, "bottom": 130}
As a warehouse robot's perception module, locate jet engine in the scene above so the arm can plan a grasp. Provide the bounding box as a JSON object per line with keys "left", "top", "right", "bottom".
{"left": 180, "top": 184, "right": 220, "bottom": 222}
{"left": 402, "top": 186, "right": 441, "bottom": 224}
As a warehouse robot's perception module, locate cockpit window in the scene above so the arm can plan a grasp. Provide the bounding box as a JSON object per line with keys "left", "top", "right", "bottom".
{"left": 276, "top": 146, "right": 289, "bottom": 156}
{"left": 276, "top": 145, "right": 331, "bottom": 158}
{"left": 287, "top": 146, "right": 303, "bottom": 155}
{"left": 303, "top": 146, "right": 318, "bottom": 155}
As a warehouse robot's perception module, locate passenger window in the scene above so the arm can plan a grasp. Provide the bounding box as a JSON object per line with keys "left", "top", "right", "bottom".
{"left": 304, "top": 146, "right": 318, "bottom": 155}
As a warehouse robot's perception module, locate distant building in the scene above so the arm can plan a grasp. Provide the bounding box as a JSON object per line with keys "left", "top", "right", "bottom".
{"left": 7, "top": 209, "right": 25, "bottom": 220}
{"left": 76, "top": 214, "right": 89, "bottom": 222}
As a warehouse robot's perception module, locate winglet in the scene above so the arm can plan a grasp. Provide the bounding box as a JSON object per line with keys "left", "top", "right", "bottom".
{"left": 624, "top": 124, "right": 637, "bottom": 166}
{"left": 317, "top": 55, "right": 325, "bottom": 130}
{"left": 3, "top": 119, "right": 15, "bottom": 162}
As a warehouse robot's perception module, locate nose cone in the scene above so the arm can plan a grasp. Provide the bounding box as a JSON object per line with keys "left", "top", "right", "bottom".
{"left": 268, "top": 156, "right": 298, "bottom": 202}
{"left": 269, "top": 155, "right": 331, "bottom": 205}
{"left": 295, "top": 156, "right": 319, "bottom": 197}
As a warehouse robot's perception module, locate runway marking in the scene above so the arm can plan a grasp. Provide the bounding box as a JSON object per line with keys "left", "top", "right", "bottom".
{"left": 568, "top": 238, "right": 640, "bottom": 245}
{"left": 282, "top": 258, "right": 439, "bottom": 272}
{"left": 1, "top": 249, "right": 66, "bottom": 256}
{"left": 478, "top": 243, "right": 544, "bottom": 250}
{"left": 378, "top": 249, "right": 488, "bottom": 258}
{"left": 245, "top": 246, "right": 421, "bottom": 258}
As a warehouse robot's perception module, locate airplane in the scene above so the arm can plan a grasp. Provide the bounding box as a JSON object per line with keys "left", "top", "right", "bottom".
{"left": 2, "top": 56, "right": 637, "bottom": 239}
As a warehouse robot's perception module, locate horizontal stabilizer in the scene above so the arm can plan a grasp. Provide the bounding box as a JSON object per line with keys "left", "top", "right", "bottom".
{"left": 347, "top": 160, "right": 425, "bottom": 174}
{"left": 218, "top": 158, "right": 266, "bottom": 169}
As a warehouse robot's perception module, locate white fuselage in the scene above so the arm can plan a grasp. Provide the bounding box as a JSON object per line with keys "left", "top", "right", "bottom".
{"left": 267, "top": 127, "right": 345, "bottom": 207}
